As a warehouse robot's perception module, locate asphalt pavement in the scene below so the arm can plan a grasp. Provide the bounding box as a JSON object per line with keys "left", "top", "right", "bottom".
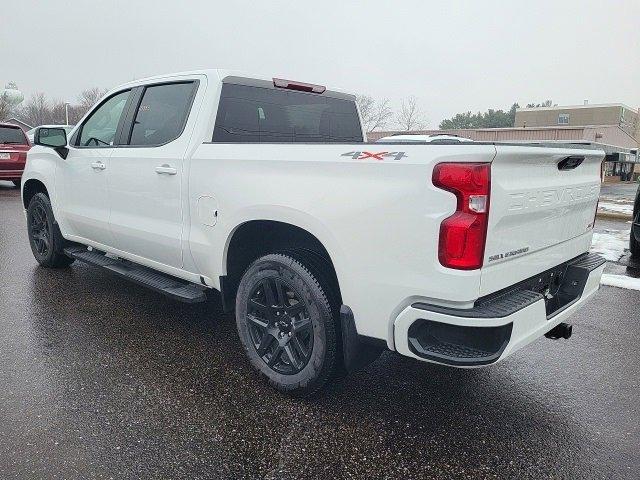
{"left": 1, "top": 181, "right": 639, "bottom": 479}
{"left": 600, "top": 182, "right": 637, "bottom": 202}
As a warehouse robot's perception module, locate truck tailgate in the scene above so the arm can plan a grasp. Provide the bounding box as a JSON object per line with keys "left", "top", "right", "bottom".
{"left": 481, "top": 146, "right": 603, "bottom": 294}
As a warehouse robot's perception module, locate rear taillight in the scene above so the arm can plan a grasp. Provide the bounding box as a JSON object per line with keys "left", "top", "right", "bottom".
{"left": 433, "top": 162, "right": 491, "bottom": 270}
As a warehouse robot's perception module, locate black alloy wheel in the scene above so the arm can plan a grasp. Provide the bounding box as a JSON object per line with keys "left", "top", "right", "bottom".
{"left": 29, "top": 202, "right": 51, "bottom": 258}
{"left": 246, "top": 276, "right": 314, "bottom": 375}
{"left": 26, "top": 193, "right": 74, "bottom": 268}
{"left": 235, "top": 253, "right": 338, "bottom": 396}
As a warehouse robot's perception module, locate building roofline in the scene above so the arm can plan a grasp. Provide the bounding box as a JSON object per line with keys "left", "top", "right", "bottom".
{"left": 516, "top": 103, "right": 637, "bottom": 113}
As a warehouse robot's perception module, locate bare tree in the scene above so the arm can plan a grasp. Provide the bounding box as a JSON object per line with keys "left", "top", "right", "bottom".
{"left": 526, "top": 99, "right": 555, "bottom": 108}
{"left": 0, "top": 96, "right": 13, "bottom": 122}
{"left": 13, "top": 87, "right": 109, "bottom": 126}
{"left": 50, "top": 100, "right": 69, "bottom": 124}
{"left": 356, "top": 94, "right": 393, "bottom": 132}
{"left": 20, "top": 93, "right": 52, "bottom": 126}
{"left": 396, "top": 96, "right": 427, "bottom": 131}
{"left": 69, "top": 87, "right": 108, "bottom": 123}
{"left": 78, "top": 87, "right": 108, "bottom": 110}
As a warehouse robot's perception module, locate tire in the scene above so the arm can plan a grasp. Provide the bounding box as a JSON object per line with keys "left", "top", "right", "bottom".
{"left": 631, "top": 216, "right": 640, "bottom": 258}
{"left": 27, "top": 193, "right": 75, "bottom": 268}
{"left": 12, "top": 179, "right": 21, "bottom": 188}
{"left": 631, "top": 235, "right": 640, "bottom": 258}
{"left": 235, "top": 253, "right": 337, "bottom": 396}
{"left": 631, "top": 186, "right": 640, "bottom": 258}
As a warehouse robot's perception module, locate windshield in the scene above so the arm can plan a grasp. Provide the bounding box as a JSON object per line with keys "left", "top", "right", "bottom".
{"left": 0, "top": 126, "right": 28, "bottom": 144}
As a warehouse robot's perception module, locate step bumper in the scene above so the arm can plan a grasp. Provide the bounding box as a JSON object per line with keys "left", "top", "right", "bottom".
{"left": 393, "top": 253, "right": 605, "bottom": 367}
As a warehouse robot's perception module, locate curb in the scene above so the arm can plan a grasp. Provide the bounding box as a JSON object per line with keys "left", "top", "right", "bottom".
{"left": 596, "top": 211, "right": 632, "bottom": 221}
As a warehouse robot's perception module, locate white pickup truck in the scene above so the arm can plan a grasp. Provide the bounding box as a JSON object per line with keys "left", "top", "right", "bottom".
{"left": 22, "top": 69, "right": 605, "bottom": 396}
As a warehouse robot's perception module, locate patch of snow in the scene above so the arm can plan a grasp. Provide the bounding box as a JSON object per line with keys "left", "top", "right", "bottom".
{"left": 590, "top": 229, "right": 629, "bottom": 262}
{"left": 600, "top": 273, "right": 640, "bottom": 291}
{"left": 598, "top": 201, "right": 633, "bottom": 216}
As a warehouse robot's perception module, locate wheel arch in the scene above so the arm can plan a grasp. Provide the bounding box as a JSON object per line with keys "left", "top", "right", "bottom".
{"left": 221, "top": 218, "right": 344, "bottom": 313}
{"left": 22, "top": 178, "right": 50, "bottom": 209}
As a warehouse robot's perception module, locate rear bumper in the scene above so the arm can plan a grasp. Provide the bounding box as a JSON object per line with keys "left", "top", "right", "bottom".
{"left": 394, "top": 253, "right": 605, "bottom": 367}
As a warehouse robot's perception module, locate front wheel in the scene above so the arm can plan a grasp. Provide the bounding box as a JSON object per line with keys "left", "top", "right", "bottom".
{"left": 27, "top": 193, "right": 75, "bottom": 268}
{"left": 235, "top": 253, "right": 338, "bottom": 396}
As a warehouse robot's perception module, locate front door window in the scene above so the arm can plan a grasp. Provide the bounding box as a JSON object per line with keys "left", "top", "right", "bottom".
{"left": 78, "top": 90, "right": 130, "bottom": 147}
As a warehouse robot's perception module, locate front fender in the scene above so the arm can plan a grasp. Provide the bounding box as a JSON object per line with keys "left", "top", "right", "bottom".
{"left": 21, "top": 147, "right": 59, "bottom": 210}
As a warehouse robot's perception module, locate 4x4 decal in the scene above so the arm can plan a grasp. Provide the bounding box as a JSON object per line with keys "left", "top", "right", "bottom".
{"left": 341, "top": 151, "right": 408, "bottom": 161}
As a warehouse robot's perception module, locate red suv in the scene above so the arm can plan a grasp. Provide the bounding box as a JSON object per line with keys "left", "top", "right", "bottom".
{"left": 0, "top": 123, "right": 31, "bottom": 187}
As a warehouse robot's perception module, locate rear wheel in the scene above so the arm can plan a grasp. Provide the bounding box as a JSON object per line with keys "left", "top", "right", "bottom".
{"left": 27, "top": 193, "right": 75, "bottom": 268}
{"left": 235, "top": 253, "right": 337, "bottom": 396}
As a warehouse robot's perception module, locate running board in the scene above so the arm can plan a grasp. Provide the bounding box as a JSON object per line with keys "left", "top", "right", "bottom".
{"left": 64, "top": 246, "right": 207, "bottom": 303}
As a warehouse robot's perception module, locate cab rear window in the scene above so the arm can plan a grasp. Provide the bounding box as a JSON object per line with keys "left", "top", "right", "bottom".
{"left": 0, "top": 126, "right": 28, "bottom": 145}
{"left": 212, "top": 83, "right": 363, "bottom": 143}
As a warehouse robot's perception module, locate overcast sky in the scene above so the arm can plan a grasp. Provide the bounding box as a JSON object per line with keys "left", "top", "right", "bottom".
{"left": 2, "top": 0, "right": 638, "bottom": 127}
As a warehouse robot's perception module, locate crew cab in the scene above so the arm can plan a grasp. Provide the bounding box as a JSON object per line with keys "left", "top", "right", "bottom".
{"left": 22, "top": 69, "right": 605, "bottom": 395}
{"left": 0, "top": 123, "right": 30, "bottom": 187}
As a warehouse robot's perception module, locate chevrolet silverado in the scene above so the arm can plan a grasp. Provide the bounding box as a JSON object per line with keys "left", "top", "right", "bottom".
{"left": 21, "top": 70, "right": 605, "bottom": 395}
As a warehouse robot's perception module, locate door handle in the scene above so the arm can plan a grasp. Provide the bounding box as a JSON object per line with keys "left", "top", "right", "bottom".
{"left": 90, "top": 161, "right": 106, "bottom": 170}
{"left": 155, "top": 164, "right": 177, "bottom": 175}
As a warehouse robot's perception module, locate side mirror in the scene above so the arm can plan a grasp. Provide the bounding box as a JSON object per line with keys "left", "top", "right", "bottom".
{"left": 34, "top": 127, "right": 69, "bottom": 159}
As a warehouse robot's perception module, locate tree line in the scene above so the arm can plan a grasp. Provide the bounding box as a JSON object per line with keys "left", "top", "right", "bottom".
{"left": 439, "top": 100, "right": 555, "bottom": 129}
{"left": 0, "top": 87, "right": 108, "bottom": 127}
{"left": 357, "top": 95, "right": 555, "bottom": 132}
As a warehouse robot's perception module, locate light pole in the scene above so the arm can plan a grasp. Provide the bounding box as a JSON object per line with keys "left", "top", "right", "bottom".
{"left": 64, "top": 102, "right": 70, "bottom": 125}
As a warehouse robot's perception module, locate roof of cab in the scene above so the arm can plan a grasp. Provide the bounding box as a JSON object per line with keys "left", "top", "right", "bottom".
{"left": 114, "top": 69, "right": 353, "bottom": 97}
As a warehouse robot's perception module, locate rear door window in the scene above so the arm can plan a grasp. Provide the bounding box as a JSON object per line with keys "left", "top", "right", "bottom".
{"left": 128, "top": 82, "right": 196, "bottom": 146}
{"left": 0, "top": 126, "right": 28, "bottom": 144}
{"left": 212, "top": 83, "right": 363, "bottom": 143}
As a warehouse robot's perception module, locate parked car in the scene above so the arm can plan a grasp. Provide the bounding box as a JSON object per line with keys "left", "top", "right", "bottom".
{"left": 631, "top": 182, "right": 640, "bottom": 257}
{"left": 376, "top": 133, "right": 473, "bottom": 143}
{"left": 0, "top": 123, "right": 30, "bottom": 187}
{"left": 26, "top": 125, "right": 74, "bottom": 144}
{"left": 22, "top": 69, "right": 605, "bottom": 396}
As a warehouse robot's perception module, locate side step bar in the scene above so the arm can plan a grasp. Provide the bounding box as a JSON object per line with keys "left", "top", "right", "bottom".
{"left": 64, "top": 246, "right": 207, "bottom": 303}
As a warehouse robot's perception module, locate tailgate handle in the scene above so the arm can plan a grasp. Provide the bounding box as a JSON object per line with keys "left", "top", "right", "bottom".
{"left": 557, "top": 156, "right": 584, "bottom": 170}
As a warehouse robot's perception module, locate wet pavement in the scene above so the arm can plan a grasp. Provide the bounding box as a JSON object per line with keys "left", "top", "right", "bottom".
{"left": 1, "top": 181, "right": 639, "bottom": 479}
{"left": 600, "top": 182, "right": 637, "bottom": 203}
